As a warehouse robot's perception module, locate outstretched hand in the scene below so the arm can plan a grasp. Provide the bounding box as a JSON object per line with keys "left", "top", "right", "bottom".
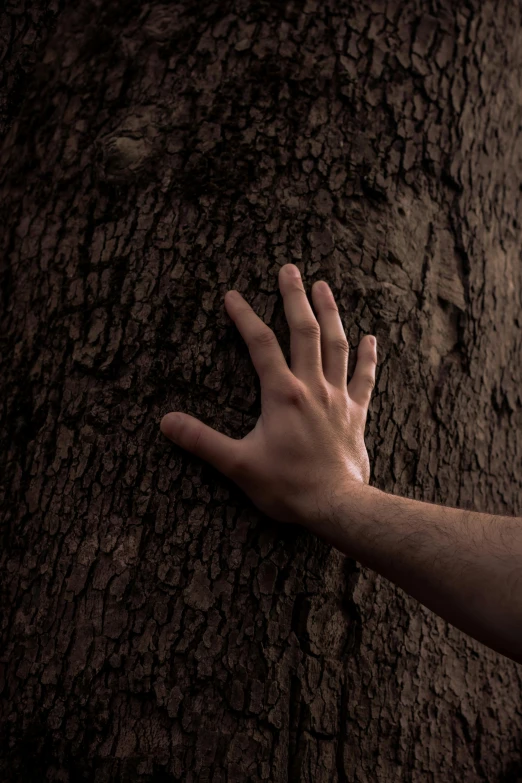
{"left": 160, "top": 263, "right": 377, "bottom": 530}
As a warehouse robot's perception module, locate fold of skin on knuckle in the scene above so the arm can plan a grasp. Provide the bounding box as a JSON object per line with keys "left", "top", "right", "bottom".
{"left": 294, "top": 320, "right": 321, "bottom": 340}
{"left": 324, "top": 299, "right": 339, "bottom": 313}
{"left": 282, "top": 380, "right": 308, "bottom": 406}
{"left": 331, "top": 336, "right": 349, "bottom": 355}
{"left": 251, "top": 327, "right": 276, "bottom": 348}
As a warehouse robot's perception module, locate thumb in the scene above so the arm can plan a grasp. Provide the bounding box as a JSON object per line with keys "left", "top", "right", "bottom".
{"left": 160, "top": 412, "right": 241, "bottom": 478}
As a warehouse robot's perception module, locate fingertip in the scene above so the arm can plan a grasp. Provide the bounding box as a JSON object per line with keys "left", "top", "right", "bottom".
{"left": 160, "top": 412, "right": 181, "bottom": 438}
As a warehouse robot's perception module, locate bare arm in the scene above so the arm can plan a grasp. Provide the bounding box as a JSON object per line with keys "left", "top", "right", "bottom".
{"left": 314, "top": 484, "right": 522, "bottom": 664}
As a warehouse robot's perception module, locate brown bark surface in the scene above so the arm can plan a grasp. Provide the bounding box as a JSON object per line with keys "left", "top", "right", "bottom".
{"left": 1, "top": 1, "right": 522, "bottom": 780}
{"left": 0, "top": 1, "right": 63, "bottom": 141}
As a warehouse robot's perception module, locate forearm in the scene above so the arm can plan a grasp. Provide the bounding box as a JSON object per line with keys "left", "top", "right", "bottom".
{"left": 315, "top": 484, "right": 522, "bottom": 664}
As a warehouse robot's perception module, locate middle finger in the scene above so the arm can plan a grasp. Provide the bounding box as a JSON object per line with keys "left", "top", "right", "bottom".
{"left": 279, "top": 264, "right": 323, "bottom": 383}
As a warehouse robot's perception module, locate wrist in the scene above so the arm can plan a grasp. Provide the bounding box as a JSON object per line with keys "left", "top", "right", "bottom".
{"left": 308, "top": 480, "right": 380, "bottom": 559}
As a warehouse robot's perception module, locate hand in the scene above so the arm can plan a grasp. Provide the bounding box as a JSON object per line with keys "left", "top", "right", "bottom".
{"left": 160, "top": 263, "right": 377, "bottom": 530}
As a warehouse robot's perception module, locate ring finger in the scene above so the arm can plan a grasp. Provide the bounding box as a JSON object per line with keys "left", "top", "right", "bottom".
{"left": 278, "top": 264, "right": 323, "bottom": 383}
{"left": 311, "top": 280, "right": 349, "bottom": 387}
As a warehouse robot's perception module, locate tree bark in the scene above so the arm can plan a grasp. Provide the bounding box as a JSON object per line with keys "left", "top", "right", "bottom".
{"left": 0, "top": 0, "right": 63, "bottom": 142}
{"left": 1, "top": 0, "right": 522, "bottom": 780}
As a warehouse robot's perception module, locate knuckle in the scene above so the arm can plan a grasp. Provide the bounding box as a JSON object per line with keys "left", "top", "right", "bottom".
{"left": 250, "top": 327, "right": 277, "bottom": 348}
{"left": 323, "top": 298, "right": 339, "bottom": 313}
{"left": 331, "top": 336, "right": 349, "bottom": 355}
{"left": 281, "top": 380, "right": 308, "bottom": 406}
{"left": 294, "top": 320, "right": 321, "bottom": 340}
{"left": 362, "top": 374, "right": 375, "bottom": 392}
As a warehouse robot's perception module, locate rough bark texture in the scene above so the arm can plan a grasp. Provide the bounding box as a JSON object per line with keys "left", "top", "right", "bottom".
{"left": 1, "top": 0, "right": 522, "bottom": 780}
{"left": 0, "top": 1, "right": 63, "bottom": 141}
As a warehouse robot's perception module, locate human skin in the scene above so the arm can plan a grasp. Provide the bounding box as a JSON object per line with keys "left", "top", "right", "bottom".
{"left": 309, "top": 483, "right": 522, "bottom": 665}
{"left": 160, "top": 263, "right": 522, "bottom": 665}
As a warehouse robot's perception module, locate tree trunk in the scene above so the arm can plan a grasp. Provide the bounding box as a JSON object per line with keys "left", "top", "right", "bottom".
{"left": 2, "top": 1, "right": 522, "bottom": 780}
{"left": 0, "top": 1, "right": 63, "bottom": 142}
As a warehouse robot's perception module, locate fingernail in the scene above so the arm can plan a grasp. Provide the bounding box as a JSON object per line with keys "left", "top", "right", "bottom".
{"left": 369, "top": 336, "right": 376, "bottom": 347}
{"left": 285, "top": 264, "right": 300, "bottom": 277}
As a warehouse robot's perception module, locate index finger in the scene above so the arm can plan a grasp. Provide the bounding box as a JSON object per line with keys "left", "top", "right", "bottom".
{"left": 225, "top": 290, "right": 291, "bottom": 392}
